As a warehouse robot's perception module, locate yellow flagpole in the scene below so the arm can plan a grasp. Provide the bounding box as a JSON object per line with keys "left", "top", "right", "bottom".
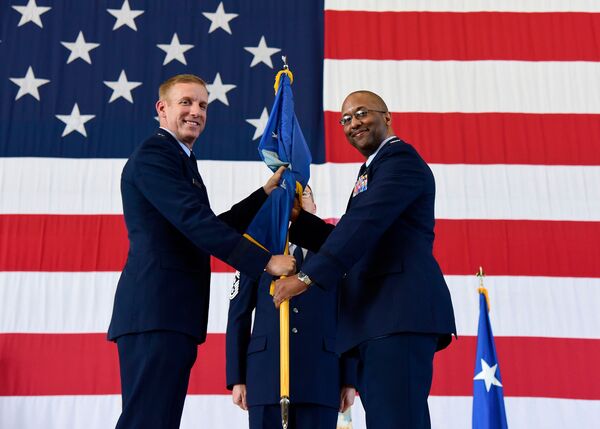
{"left": 279, "top": 241, "right": 290, "bottom": 429}
{"left": 272, "top": 57, "right": 297, "bottom": 429}
{"left": 279, "top": 298, "right": 290, "bottom": 393}
{"left": 269, "top": 234, "right": 291, "bottom": 428}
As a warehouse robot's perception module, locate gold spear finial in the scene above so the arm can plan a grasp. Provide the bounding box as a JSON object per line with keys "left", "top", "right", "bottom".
{"left": 476, "top": 266, "right": 490, "bottom": 312}
{"left": 476, "top": 266, "right": 485, "bottom": 287}
{"left": 274, "top": 56, "right": 293, "bottom": 93}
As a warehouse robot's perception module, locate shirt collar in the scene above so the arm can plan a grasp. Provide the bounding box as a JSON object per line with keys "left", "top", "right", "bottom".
{"left": 160, "top": 127, "right": 191, "bottom": 157}
{"left": 365, "top": 135, "right": 397, "bottom": 167}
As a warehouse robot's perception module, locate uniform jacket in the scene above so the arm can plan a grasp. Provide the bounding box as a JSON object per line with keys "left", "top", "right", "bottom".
{"left": 289, "top": 138, "right": 456, "bottom": 354}
{"left": 226, "top": 248, "right": 355, "bottom": 408}
{"left": 108, "top": 129, "right": 270, "bottom": 344}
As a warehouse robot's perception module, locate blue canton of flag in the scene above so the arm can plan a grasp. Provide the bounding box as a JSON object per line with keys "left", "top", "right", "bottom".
{"left": 0, "top": 0, "right": 325, "bottom": 161}
{"left": 244, "top": 71, "right": 311, "bottom": 255}
{"left": 473, "top": 290, "right": 509, "bottom": 429}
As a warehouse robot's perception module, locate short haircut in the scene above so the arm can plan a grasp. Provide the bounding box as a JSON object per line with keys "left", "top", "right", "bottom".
{"left": 345, "top": 90, "right": 389, "bottom": 112}
{"left": 158, "top": 74, "right": 206, "bottom": 100}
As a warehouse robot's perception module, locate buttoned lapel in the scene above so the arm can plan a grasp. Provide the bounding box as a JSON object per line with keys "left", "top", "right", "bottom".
{"left": 155, "top": 128, "right": 207, "bottom": 193}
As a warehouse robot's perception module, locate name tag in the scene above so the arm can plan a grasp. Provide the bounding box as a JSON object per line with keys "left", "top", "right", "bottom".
{"left": 352, "top": 173, "right": 368, "bottom": 197}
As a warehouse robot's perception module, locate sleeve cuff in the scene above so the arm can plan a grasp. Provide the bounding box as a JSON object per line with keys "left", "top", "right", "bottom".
{"left": 227, "top": 236, "right": 271, "bottom": 281}
{"left": 300, "top": 250, "right": 346, "bottom": 292}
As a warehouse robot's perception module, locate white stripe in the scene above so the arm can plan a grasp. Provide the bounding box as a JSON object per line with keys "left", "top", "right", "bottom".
{"left": 427, "top": 396, "right": 600, "bottom": 429}
{"left": 2, "top": 158, "right": 600, "bottom": 221}
{"left": 324, "top": 60, "right": 600, "bottom": 114}
{"left": 430, "top": 164, "right": 600, "bottom": 221}
{"left": 0, "top": 272, "right": 235, "bottom": 335}
{"left": 0, "top": 272, "right": 119, "bottom": 334}
{"left": 356, "top": 396, "right": 600, "bottom": 428}
{"left": 325, "top": 0, "right": 600, "bottom": 12}
{"left": 2, "top": 272, "right": 599, "bottom": 339}
{"left": 0, "top": 158, "right": 126, "bottom": 215}
{"left": 313, "top": 163, "right": 600, "bottom": 221}
{"left": 446, "top": 275, "right": 600, "bottom": 339}
{"left": 0, "top": 395, "right": 249, "bottom": 429}
{"left": 0, "top": 158, "right": 269, "bottom": 215}
{"left": 1, "top": 395, "right": 599, "bottom": 429}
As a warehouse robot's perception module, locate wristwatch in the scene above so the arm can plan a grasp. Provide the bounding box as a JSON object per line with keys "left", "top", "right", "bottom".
{"left": 297, "top": 271, "right": 313, "bottom": 287}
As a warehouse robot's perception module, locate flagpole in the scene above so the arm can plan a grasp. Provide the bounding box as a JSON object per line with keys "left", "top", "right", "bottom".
{"left": 278, "top": 56, "right": 291, "bottom": 429}
{"left": 473, "top": 266, "right": 509, "bottom": 428}
{"left": 257, "top": 56, "right": 304, "bottom": 429}
{"left": 279, "top": 240, "right": 290, "bottom": 429}
{"left": 476, "top": 266, "right": 490, "bottom": 311}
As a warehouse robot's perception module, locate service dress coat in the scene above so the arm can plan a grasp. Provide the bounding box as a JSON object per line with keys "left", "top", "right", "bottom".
{"left": 226, "top": 248, "right": 355, "bottom": 408}
{"left": 289, "top": 138, "right": 456, "bottom": 354}
{"left": 108, "top": 129, "right": 270, "bottom": 344}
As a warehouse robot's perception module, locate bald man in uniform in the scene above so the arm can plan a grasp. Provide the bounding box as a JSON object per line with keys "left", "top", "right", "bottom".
{"left": 274, "top": 90, "right": 456, "bottom": 429}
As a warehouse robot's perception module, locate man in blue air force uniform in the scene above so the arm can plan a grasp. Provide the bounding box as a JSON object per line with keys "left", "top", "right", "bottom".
{"left": 273, "top": 91, "right": 456, "bottom": 429}
{"left": 226, "top": 185, "right": 356, "bottom": 429}
{"left": 108, "top": 74, "right": 296, "bottom": 429}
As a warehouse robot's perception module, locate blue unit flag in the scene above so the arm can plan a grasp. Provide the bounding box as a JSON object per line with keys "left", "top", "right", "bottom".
{"left": 473, "top": 290, "right": 509, "bottom": 429}
{"left": 244, "top": 70, "right": 311, "bottom": 256}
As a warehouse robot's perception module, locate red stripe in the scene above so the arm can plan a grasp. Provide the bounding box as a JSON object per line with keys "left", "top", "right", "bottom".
{"left": 1, "top": 333, "right": 597, "bottom": 399}
{"left": 324, "top": 111, "right": 600, "bottom": 165}
{"left": 2, "top": 215, "right": 599, "bottom": 277}
{"left": 0, "top": 214, "right": 129, "bottom": 272}
{"left": 432, "top": 336, "right": 600, "bottom": 399}
{"left": 0, "top": 333, "right": 227, "bottom": 396}
{"left": 211, "top": 258, "right": 235, "bottom": 273}
{"left": 434, "top": 219, "right": 600, "bottom": 278}
{"left": 0, "top": 214, "right": 234, "bottom": 273}
{"left": 325, "top": 11, "right": 600, "bottom": 61}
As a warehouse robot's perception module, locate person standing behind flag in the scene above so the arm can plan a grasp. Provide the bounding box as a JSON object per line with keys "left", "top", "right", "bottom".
{"left": 273, "top": 90, "right": 456, "bottom": 429}
{"left": 226, "top": 184, "right": 357, "bottom": 429}
{"left": 107, "top": 74, "right": 296, "bottom": 429}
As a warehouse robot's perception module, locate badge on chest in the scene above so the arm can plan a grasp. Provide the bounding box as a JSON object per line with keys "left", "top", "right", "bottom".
{"left": 229, "top": 271, "right": 240, "bottom": 300}
{"left": 352, "top": 173, "right": 368, "bottom": 197}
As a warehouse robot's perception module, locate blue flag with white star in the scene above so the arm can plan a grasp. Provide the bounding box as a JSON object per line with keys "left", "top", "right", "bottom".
{"left": 244, "top": 71, "right": 311, "bottom": 255}
{"left": 473, "top": 290, "right": 509, "bottom": 429}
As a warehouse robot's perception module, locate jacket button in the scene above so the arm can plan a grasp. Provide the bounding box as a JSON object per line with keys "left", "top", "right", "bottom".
{"left": 292, "top": 307, "right": 299, "bottom": 314}
{"left": 292, "top": 328, "right": 298, "bottom": 334}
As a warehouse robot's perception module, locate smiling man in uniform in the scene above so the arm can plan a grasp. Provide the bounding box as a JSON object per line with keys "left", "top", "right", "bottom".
{"left": 273, "top": 90, "right": 456, "bottom": 429}
{"left": 108, "top": 74, "right": 296, "bottom": 429}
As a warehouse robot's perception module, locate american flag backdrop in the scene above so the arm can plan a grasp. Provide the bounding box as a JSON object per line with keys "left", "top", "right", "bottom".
{"left": 1, "top": 0, "right": 600, "bottom": 428}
